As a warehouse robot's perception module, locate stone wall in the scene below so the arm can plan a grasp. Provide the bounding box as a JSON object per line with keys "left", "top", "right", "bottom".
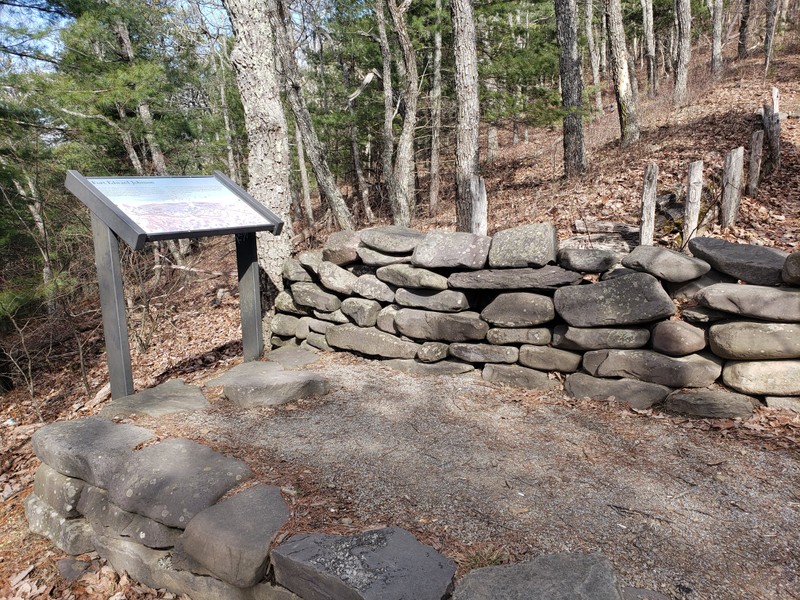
{"left": 273, "top": 225, "right": 800, "bottom": 418}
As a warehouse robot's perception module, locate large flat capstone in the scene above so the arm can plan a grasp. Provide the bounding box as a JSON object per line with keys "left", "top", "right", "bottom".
{"left": 179, "top": 484, "right": 290, "bottom": 588}
{"left": 31, "top": 417, "right": 156, "bottom": 489}
{"left": 564, "top": 373, "right": 671, "bottom": 409}
{"left": 411, "top": 231, "right": 491, "bottom": 270}
{"left": 622, "top": 245, "right": 710, "bottom": 282}
{"left": 663, "top": 390, "right": 758, "bottom": 419}
{"left": 326, "top": 324, "right": 420, "bottom": 359}
{"left": 554, "top": 273, "right": 676, "bottom": 327}
{"left": 394, "top": 309, "right": 489, "bottom": 342}
{"left": 271, "top": 526, "right": 456, "bottom": 600}
{"left": 108, "top": 438, "right": 253, "bottom": 528}
{"left": 449, "top": 266, "right": 581, "bottom": 290}
{"left": 360, "top": 225, "right": 424, "bottom": 254}
{"left": 688, "top": 237, "right": 788, "bottom": 285}
{"left": 453, "top": 553, "right": 623, "bottom": 600}
{"left": 583, "top": 350, "right": 722, "bottom": 388}
{"left": 488, "top": 223, "right": 557, "bottom": 268}
{"left": 207, "top": 361, "right": 329, "bottom": 407}
{"left": 696, "top": 283, "right": 800, "bottom": 322}
{"left": 100, "top": 379, "right": 209, "bottom": 419}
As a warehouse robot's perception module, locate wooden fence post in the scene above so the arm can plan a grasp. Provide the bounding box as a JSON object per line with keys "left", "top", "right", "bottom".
{"left": 683, "top": 160, "right": 703, "bottom": 251}
{"left": 762, "top": 87, "right": 781, "bottom": 178}
{"left": 720, "top": 147, "right": 744, "bottom": 229}
{"left": 747, "top": 130, "right": 764, "bottom": 196}
{"left": 640, "top": 163, "right": 658, "bottom": 246}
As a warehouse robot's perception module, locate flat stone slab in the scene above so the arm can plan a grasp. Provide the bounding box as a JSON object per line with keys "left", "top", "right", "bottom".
{"left": 564, "top": 373, "right": 671, "bottom": 409}
{"left": 314, "top": 309, "right": 350, "bottom": 324}
{"left": 583, "top": 350, "right": 722, "bottom": 388}
{"left": 223, "top": 370, "right": 330, "bottom": 408}
{"left": 272, "top": 314, "right": 301, "bottom": 337}
{"left": 267, "top": 346, "right": 321, "bottom": 369}
{"left": 395, "top": 288, "right": 469, "bottom": 312}
{"left": 376, "top": 264, "right": 448, "bottom": 290}
{"left": 663, "top": 390, "right": 758, "bottom": 419}
{"left": 78, "top": 485, "right": 181, "bottom": 549}
{"left": 25, "top": 493, "right": 95, "bottom": 555}
{"left": 383, "top": 359, "right": 475, "bottom": 376}
{"left": 449, "top": 266, "right": 581, "bottom": 290}
{"left": 412, "top": 231, "right": 491, "bottom": 270}
{"left": 552, "top": 325, "right": 650, "bottom": 351}
{"left": 709, "top": 322, "right": 800, "bottom": 360}
{"left": 275, "top": 290, "right": 310, "bottom": 316}
{"left": 31, "top": 417, "right": 156, "bottom": 489}
{"left": 394, "top": 309, "right": 489, "bottom": 342}
{"left": 519, "top": 345, "right": 582, "bottom": 373}
{"left": 486, "top": 328, "right": 551, "bottom": 346}
{"left": 480, "top": 292, "right": 555, "bottom": 327}
{"left": 34, "top": 463, "right": 84, "bottom": 518}
{"left": 688, "top": 237, "right": 788, "bottom": 285}
{"left": 557, "top": 248, "right": 620, "bottom": 273}
{"left": 417, "top": 341, "right": 449, "bottom": 362}
{"left": 449, "top": 343, "right": 519, "bottom": 364}
{"left": 766, "top": 396, "right": 800, "bottom": 412}
{"left": 100, "top": 380, "right": 209, "bottom": 419}
{"left": 682, "top": 307, "right": 730, "bottom": 324}
{"left": 360, "top": 225, "right": 424, "bottom": 254}
{"left": 272, "top": 526, "right": 456, "bottom": 600}
{"left": 108, "top": 438, "right": 253, "bottom": 528}
{"left": 723, "top": 360, "right": 800, "bottom": 396}
{"left": 488, "top": 223, "right": 557, "bottom": 268}
{"left": 341, "top": 298, "right": 381, "bottom": 327}
{"left": 327, "top": 324, "right": 420, "bottom": 359}
{"left": 179, "top": 484, "right": 290, "bottom": 588}
{"left": 696, "top": 283, "right": 800, "bottom": 322}
{"left": 663, "top": 270, "right": 736, "bottom": 301}
{"left": 298, "top": 250, "right": 323, "bottom": 274}
{"left": 622, "top": 245, "right": 710, "bottom": 282}
{"left": 482, "top": 364, "right": 559, "bottom": 390}
{"left": 206, "top": 361, "right": 285, "bottom": 387}
{"left": 554, "top": 273, "right": 676, "bottom": 327}
{"left": 352, "top": 275, "right": 395, "bottom": 303}
{"left": 357, "top": 246, "right": 410, "bottom": 266}
{"left": 322, "top": 230, "right": 362, "bottom": 266}
{"left": 651, "top": 321, "right": 706, "bottom": 357}
{"left": 55, "top": 558, "right": 91, "bottom": 582}
{"left": 282, "top": 259, "right": 313, "bottom": 283}
{"left": 291, "top": 283, "right": 342, "bottom": 313}
{"left": 453, "top": 552, "right": 623, "bottom": 600}
{"left": 318, "top": 261, "right": 359, "bottom": 295}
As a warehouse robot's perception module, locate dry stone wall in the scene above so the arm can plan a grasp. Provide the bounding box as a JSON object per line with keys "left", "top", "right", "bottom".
{"left": 274, "top": 225, "right": 800, "bottom": 418}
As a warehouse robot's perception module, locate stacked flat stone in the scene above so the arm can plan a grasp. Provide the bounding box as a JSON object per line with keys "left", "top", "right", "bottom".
{"left": 27, "top": 416, "right": 455, "bottom": 600}
{"left": 273, "top": 226, "right": 800, "bottom": 418}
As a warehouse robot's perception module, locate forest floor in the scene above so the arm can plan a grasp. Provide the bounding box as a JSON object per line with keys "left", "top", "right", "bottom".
{"left": 1, "top": 41, "right": 800, "bottom": 600}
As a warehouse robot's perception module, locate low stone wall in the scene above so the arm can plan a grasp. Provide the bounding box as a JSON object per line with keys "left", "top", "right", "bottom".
{"left": 273, "top": 225, "right": 800, "bottom": 418}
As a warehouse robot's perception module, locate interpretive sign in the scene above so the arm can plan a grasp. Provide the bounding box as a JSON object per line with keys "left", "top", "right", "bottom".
{"left": 65, "top": 170, "right": 283, "bottom": 400}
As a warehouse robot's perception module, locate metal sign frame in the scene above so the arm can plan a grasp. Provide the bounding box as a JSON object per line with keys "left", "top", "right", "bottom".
{"left": 66, "top": 170, "right": 283, "bottom": 400}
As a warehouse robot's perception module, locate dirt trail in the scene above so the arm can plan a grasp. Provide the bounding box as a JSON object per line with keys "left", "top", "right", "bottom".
{"left": 136, "top": 352, "right": 800, "bottom": 600}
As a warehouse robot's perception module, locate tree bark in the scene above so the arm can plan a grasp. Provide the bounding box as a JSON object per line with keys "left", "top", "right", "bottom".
{"left": 585, "top": 0, "right": 604, "bottom": 113}
{"left": 711, "top": 0, "right": 723, "bottom": 75}
{"left": 605, "top": 0, "right": 640, "bottom": 145}
{"left": 641, "top": 0, "right": 657, "bottom": 94}
{"left": 429, "top": 0, "right": 444, "bottom": 214}
{"left": 764, "top": 0, "right": 778, "bottom": 73}
{"left": 674, "top": 0, "right": 692, "bottom": 106}
{"left": 555, "top": 0, "right": 588, "bottom": 177}
{"left": 451, "top": 0, "right": 485, "bottom": 233}
{"left": 738, "top": 0, "right": 751, "bottom": 59}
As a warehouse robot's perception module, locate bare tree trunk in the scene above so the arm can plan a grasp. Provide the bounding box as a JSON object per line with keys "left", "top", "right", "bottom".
{"left": 738, "top": 0, "right": 751, "bottom": 59}
{"left": 294, "top": 122, "right": 313, "bottom": 226}
{"left": 376, "top": 0, "right": 396, "bottom": 216}
{"left": 224, "top": 0, "right": 294, "bottom": 314}
{"left": 641, "top": 0, "right": 657, "bottom": 94}
{"left": 765, "top": 0, "right": 778, "bottom": 73}
{"left": 451, "top": 0, "right": 485, "bottom": 233}
{"left": 429, "top": 0, "right": 444, "bottom": 215}
{"left": 600, "top": 10, "right": 608, "bottom": 75}
{"left": 487, "top": 126, "right": 498, "bottom": 163}
{"left": 605, "top": 0, "right": 640, "bottom": 145}
{"left": 585, "top": 0, "right": 604, "bottom": 112}
{"left": 711, "top": 0, "right": 723, "bottom": 75}
{"left": 674, "top": 0, "right": 692, "bottom": 106}
{"left": 555, "top": 0, "right": 588, "bottom": 177}
{"left": 215, "top": 44, "right": 241, "bottom": 184}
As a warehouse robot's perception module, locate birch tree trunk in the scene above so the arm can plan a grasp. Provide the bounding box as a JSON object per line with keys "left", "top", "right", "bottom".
{"left": 429, "top": 0, "right": 444, "bottom": 214}
{"left": 555, "top": 0, "right": 588, "bottom": 177}
{"left": 585, "top": 0, "right": 604, "bottom": 113}
{"left": 224, "top": 0, "right": 294, "bottom": 313}
{"left": 674, "top": 0, "right": 692, "bottom": 106}
{"left": 764, "top": 0, "right": 778, "bottom": 73}
{"left": 605, "top": 0, "right": 640, "bottom": 145}
{"left": 294, "top": 122, "right": 313, "bottom": 226}
{"left": 738, "top": 0, "right": 751, "bottom": 59}
{"left": 451, "top": 0, "right": 485, "bottom": 233}
{"left": 711, "top": 0, "right": 723, "bottom": 75}
{"left": 641, "top": 0, "right": 657, "bottom": 94}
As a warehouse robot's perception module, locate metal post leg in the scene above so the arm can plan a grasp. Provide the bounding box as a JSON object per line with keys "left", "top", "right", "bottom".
{"left": 236, "top": 232, "right": 263, "bottom": 361}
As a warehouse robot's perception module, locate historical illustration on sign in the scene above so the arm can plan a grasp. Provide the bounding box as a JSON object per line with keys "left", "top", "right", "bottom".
{"left": 88, "top": 176, "right": 271, "bottom": 235}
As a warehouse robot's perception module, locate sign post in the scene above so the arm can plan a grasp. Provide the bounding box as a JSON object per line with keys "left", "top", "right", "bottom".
{"left": 66, "top": 171, "right": 283, "bottom": 399}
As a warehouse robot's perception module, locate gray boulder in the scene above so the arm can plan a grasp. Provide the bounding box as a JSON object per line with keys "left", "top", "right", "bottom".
{"left": 412, "top": 231, "right": 491, "bottom": 270}
{"left": 275, "top": 291, "right": 310, "bottom": 316}
{"left": 357, "top": 247, "right": 410, "bottom": 266}
{"left": 663, "top": 390, "right": 758, "bottom": 419}
{"left": 482, "top": 364, "right": 559, "bottom": 390}
{"left": 291, "top": 283, "right": 342, "bottom": 313}
{"left": 298, "top": 250, "right": 323, "bottom": 274}
{"left": 352, "top": 275, "right": 395, "bottom": 303}
{"left": 766, "top": 396, "right": 800, "bottom": 412}
{"left": 341, "top": 298, "right": 382, "bottom": 327}
{"left": 313, "top": 309, "right": 350, "bottom": 324}
{"left": 271, "top": 314, "right": 301, "bottom": 337}
{"left": 360, "top": 225, "right": 424, "bottom": 254}
{"left": 34, "top": 464, "right": 84, "bottom": 518}
{"left": 178, "top": 485, "right": 289, "bottom": 588}
{"left": 282, "top": 259, "right": 312, "bottom": 283}
{"left": 305, "top": 332, "right": 333, "bottom": 352}
{"left": 25, "top": 494, "right": 94, "bottom": 555}
{"left": 322, "top": 230, "right": 361, "bottom": 266}
{"left": 222, "top": 370, "right": 330, "bottom": 408}
{"left": 376, "top": 264, "right": 448, "bottom": 290}
{"left": 488, "top": 223, "right": 557, "bottom": 268}
{"left": 383, "top": 360, "right": 475, "bottom": 375}
{"left": 650, "top": 321, "right": 706, "bottom": 357}
{"left": 376, "top": 305, "right": 400, "bottom": 334}
{"left": 663, "top": 270, "right": 736, "bottom": 301}
{"left": 449, "top": 266, "right": 581, "bottom": 290}
{"left": 519, "top": 345, "right": 582, "bottom": 372}
{"left": 696, "top": 283, "right": 800, "bottom": 322}
{"left": 583, "top": 350, "right": 722, "bottom": 387}
{"left": 688, "top": 237, "right": 788, "bottom": 285}
{"left": 622, "top": 245, "right": 711, "bottom": 282}
{"left": 108, "top": 438, "right": 253, "bottom": 528}
{"left": 327, "top": 324, "right": 420, "bottom": 359}
{"left": 480, "top": 292, "right": 555, "bottom": 327}
{"left": 394, "top": 309, "right": 488, "bottom": 342}
{"left": 271, "top": 526, "right": 456, "bottom": 600}
{"left": 31, "top": 417, "right": 155, "bottom": 489}
{"left": 486, "top": 328, "right": 551, "bottom": 346}
{"left": 417, "top": 342, "right": 450, "bottom": 363}
{"left": 723, "top": 360, "right": 800, "bottom": 395}
{"left": 783, "top": 252, "right": 800, "bottom": 285}
{"left": 552, "top": 325, "right": 650, "bottom": 351}
{"left": 449, "top": 343, "right": 519, "bottom": 364}
{"left": 318, "top": 261, "right": 359, "bottom": 295}
{"left": 557, "top": 248, "right": 620, "bottom": 273}
{"left": 564, "top": 373, "right": 671, "bottom": 409}
{"left": 453, "top": 553, "right": 623, "bottom": 600}
{"left": 709, "top": 322, "right": 800, "bottom": 360}
{"left": 554, "top": 273, "right": 676, "bottom": 327}
{"left": 395, "top": 288, "right": 469, "bottom": 313}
